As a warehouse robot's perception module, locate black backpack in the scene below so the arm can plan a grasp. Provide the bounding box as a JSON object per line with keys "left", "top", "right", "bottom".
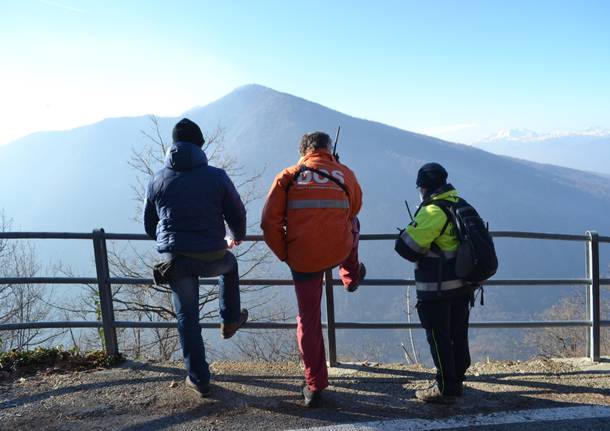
{"left": 426, "top": 198, "right": 498, "bottom": 285}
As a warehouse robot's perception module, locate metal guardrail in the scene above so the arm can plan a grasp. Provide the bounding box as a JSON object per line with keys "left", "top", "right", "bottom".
{"left": 0, "top": 230, "right": 607, "bottom": 364}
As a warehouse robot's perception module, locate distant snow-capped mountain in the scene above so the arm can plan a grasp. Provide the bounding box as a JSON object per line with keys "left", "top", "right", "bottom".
{"left": 474, "top": 128, "right": 610, "bottom": 174}
{"left": 482, "top": 127, "right": 610, "bottom": 143}
{"left": 484, "top": 128, "right": 540, "bottom": 141}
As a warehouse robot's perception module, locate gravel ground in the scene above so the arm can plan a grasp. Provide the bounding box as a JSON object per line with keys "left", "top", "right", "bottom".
{"left": 0, "top": 358, "right": 609, "bottom": 430}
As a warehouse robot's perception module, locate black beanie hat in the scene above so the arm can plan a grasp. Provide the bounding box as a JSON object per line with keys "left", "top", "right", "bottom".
{"left": 172, "top": 118, "right": 205, "bottom": 147}
{"left": 416, "top": 162, "right": 448, "bottom": 190}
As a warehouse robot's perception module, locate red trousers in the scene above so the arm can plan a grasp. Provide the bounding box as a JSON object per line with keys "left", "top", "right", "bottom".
{"left": 293, "top": 219, "right": 361, "bottom": 391}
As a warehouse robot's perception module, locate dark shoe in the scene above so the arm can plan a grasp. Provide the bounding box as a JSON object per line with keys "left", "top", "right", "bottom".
{"left": 302, "top": 384, "right": 323, "bottom": 408}
{"left": 185, "top": 376, "right": 210, "bottom": 397}
{"left": 456, "top": 382, "right": 464, "bottom": 397}
{"left": 221, "top": 308, "right": 249, "bottom": 339}
{"left": 415, "top": 382, "right": 456, "bottom": 404}
{"left": 346, "top": 263, "right": 366, "bottom": 292}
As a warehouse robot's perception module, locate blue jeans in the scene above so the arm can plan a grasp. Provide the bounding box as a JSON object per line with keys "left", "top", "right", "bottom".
{"left": 166, "top": 252, "right": 241, "bottom": 385}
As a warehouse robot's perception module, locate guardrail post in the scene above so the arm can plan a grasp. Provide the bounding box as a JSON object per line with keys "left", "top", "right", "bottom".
{"left": 93, "top": 228, "right": 119, "bottom": 359}
{"left": 324, "top": 269, "right": 338, "bottom": 367}
{"left": 586, "top": 231, "right": 600, "bottom": 362}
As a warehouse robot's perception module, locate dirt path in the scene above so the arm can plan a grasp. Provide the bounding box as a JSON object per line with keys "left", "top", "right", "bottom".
{"left": 1, "top": 358, "right": 609, "bottom": 430}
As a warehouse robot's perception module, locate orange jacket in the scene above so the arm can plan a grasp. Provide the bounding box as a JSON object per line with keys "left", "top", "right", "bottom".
{"left": 261, "top": 150, "right": 363, "bottom": 273}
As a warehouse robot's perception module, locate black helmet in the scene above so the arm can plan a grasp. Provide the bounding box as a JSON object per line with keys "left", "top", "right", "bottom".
{"left": 416, "top": 162, "right": 448, "bottom": 190}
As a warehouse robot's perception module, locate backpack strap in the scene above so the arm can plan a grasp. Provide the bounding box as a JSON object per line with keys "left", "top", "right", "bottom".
{"left": 285, "top": 165, "right": 350, "bottom": 196}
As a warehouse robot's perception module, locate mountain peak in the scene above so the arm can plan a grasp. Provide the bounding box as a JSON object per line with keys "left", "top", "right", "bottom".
{"left": 182, "top": 84, "right": 296, "bottom": 118}
{"left": 484, "top": 128, "right": 539, "bottom": 142}
{"left": 225, "top": 83, "right": 296, "bottom": 101}
{"left": 481, "top": 127, "right": 610, "bottom": 143}
{"left": 231, "top": 83, "right": 275, "bottom": 94}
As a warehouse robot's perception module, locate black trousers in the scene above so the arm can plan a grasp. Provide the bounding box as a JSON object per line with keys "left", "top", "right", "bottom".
{"left": 416, "top": 293, "right": 471, "bottom": 395}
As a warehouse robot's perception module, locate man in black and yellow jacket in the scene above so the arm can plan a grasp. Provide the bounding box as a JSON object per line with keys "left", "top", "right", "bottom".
{"left": 395, "top": 162, "right": 472, "bottom": 404}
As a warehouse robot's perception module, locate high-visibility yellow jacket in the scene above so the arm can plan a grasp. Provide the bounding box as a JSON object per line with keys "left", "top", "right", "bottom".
{"left": 397, "top": 185, "right": 470, "bottom": 299}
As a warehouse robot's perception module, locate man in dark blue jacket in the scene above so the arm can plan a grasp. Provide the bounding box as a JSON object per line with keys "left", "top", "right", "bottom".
{"left": 143, "top": 118, "right": 248, "bottom": 397}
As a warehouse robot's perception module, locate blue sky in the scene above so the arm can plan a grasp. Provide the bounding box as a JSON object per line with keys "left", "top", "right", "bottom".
{"left": 1, "top": 0, "right": 609, "bottom": 145}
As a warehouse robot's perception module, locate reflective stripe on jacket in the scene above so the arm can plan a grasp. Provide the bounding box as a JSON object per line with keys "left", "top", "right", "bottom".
{"left": 261, "top": 150, "right": 362, "bottom": 273}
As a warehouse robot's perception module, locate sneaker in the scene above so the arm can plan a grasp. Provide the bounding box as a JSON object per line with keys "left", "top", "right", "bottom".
{"left": 302, "top": 384, "right": 323, "bottom": 408}
{"left": 185, "top": 376, "right": 210, "bottom": 397}
{"left": 415, "top": 382, "right": 456, "bottom": 404}
{"left": 346, "top": 263, "right": 366, "bottom": 293}
{"left": 221, "top": 308, "right": 249, "bottom": 339}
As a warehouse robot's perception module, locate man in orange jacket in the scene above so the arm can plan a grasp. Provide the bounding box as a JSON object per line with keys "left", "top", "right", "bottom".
{"left": 261, "top": 131, "right": 365, "bottom": 408}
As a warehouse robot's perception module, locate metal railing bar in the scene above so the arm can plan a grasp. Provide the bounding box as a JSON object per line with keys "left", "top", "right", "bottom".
{"left": 333, "top": 278, "right": 592, "bottom": 287}
{"left": 358, "top": 234, "right": 396, "bottom": 240}
{"left": 110, "top": 278, "right": 593, "bottom": 287}
{"left": 101, "top": 232, "right": 594, "bottom": 242}
{"left": 93, "top": 228, "right": 119, "bottom": 358}
{"left": 334, "top": 320, "right": 593, "bottom": 329}
{"left": 104, "top": 233, "right": 150, "bottom": 241}
{"left": 113, "top": 320, "right": 598, "bottom": 329}
{"left": 97, "top": 277, "right": 600, "bottom": 287}
{"left": 113, "top": 321, "right": 298, "bottom": 329}
{"left": 103, "top": 233, "right": 269, "bottom": 241}
{"left": 0, "top": 230, "right": 594, "bottom": 242}
{"left": 0, "top": 321, "right": 103, "bottom": 330}
{"left": 482, "top": 279, "right": 591, "bottom": 286}
{"left": 2, "top": 320, "right": 598, "bottom": 332}
{"left": 0, "top": 277, "right": 593, "bottom": 287}
{"left": 490, "top": 231, "right": 588, "bottom": 241}
{"left": 359, "top": 232, "right": 590, "bottom": 242}
{"left": 324, "top": 268, "right": 338, "bottom": 366}
{"left": 0, "top": 232, "right": 94, "bottom": 240}
{"left": 109, "top": 277, "right": 298, "bottom": 286}
{"left": 0, "top": 277, "right": 99, "bottom": 284}
{"left": 586, "top": 231, "right": 601, "bottom": 361}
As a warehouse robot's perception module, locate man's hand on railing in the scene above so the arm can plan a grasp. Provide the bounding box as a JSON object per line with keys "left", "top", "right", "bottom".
{"left": 226, "top": 238, "right": 242, "bottom": 249}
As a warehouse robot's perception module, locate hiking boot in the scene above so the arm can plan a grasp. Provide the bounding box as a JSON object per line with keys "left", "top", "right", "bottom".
{"left": 221, "top": 308, "right": 249, "bottom": 339}
{"left": 415, "top": 382, "right": 456, "bottom": 404}
{"left": 185, "top": 376, "right": 210, "bottom": 397}
{"left": 346, "top": 263, "right": 366, "bottom": 292}
{"left": 302, "top": 384, "right": 323, "bottom": 408}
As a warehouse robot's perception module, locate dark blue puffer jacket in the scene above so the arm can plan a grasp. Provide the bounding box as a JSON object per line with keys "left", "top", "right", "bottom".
{"left": 143, "top": 141, "right": 246, "bottom": 253}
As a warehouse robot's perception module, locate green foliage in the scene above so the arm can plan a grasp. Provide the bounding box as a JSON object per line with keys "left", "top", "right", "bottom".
{"left": 0, "top": 347, "right": 123, "bottom": 373}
